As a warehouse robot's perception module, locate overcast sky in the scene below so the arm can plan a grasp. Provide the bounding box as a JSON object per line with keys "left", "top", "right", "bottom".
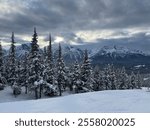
{"left": 0, "top": 0, "right": 150, "bottom": 47}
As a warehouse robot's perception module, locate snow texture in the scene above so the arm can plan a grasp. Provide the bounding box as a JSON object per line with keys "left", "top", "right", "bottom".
{"left": 0, "top": 88, "right": 150, "bottom": 113}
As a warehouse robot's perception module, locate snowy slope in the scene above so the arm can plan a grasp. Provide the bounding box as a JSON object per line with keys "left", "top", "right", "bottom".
{"left": 0, "top": 89, "right": 150, "bottom": 113}
{"left": 77, "top": 44, "right": 145, "bottom": 58}
{"left": 0, "top": 87, "right": 36, "bottom": 103}
{"left": 96, "top": 45, "right": 144, "bottom": 56}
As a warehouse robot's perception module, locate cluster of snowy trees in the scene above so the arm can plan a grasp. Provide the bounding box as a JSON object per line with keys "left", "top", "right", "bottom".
{"left": 0, "top": 28, "right": 143, "bottom": 99}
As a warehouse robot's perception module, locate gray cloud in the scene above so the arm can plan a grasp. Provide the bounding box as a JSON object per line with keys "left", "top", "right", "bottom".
{"left": 1, "top": 0, "right": 150, "bottom": 43}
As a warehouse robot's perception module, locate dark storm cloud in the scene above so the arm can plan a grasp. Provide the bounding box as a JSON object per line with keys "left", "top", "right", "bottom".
{"left": 1, "top": 0, "right": 150, "bottom": 42}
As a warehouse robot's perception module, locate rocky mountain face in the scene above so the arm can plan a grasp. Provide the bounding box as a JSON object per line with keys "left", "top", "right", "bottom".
{"left": 3, "top": 43, "right": 150, "bottom": 73}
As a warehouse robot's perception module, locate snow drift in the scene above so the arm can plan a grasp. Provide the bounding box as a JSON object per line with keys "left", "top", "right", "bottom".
{"left": 0, "top": 89, "right": 150, "bottom": 113}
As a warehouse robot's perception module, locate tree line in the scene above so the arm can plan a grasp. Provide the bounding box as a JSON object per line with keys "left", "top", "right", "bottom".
{"left": 0, "top": 28, "right": 143, "bottom": 99}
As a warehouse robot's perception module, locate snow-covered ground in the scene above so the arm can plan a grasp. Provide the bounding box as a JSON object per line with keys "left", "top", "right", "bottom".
{"left": 0, "top": 87, "right": 34, "bottom": 103}
{"left": 0, "top": 87, "right": 150, "bottom": 113}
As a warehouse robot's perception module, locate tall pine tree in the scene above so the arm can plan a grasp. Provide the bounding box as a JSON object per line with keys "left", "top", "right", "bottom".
{"left": 44, "top": 34, "right": 54, "bottom": 84}
{"left": 31, "top": 28, "right": 39, "bottom": 58}
{"left": 117, "top": 67, "right": 129, "bottom": 90}
{"left": 8, "top": 32, "right": 16, "bottom": 85}
{"left": 72, "top": 61, "right": 82, "bottom": 93}
{"left": 47, "top": 34, "right": 53, "bottom": 63}
{"left": 28, "top": 28, "right": 43, "bottom": 99}
{"left": 130, "top": 72, "right": 136, "bottom": 89}
{"left": 57, "top": 43, "right": 66, "bottom": 96}
{"left": 0, "top": 43, "right": 3, "bottom": 74}
{"left": 136, "top": 72, "right": 142, "bottom": 89}
{"left": 81, "top": 49, "right": 93, "bottom": 92}
{"left": 23, "top": 52, "right": 29, "bottom": 94}
{"left": 93, "top": 66, "right": 101, "bottom": 91}
{"left": 42, "top": 34, "right": 58, "bottom": 96}
{"left": 0, "top": 42, "right": 6, "bottom": 90}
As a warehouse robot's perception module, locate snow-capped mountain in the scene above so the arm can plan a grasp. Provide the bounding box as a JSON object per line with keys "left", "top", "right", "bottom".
{"left": 3, "top": 42, "right": 84, "bottom": 64}
{"left": 88, "top": 45, "right": 146, "bottom": 59}
{"left": 3, "top": 42, "right": 150, "bottom": 72}
{"left": 3, "top": 43, "right": 31, "bottom": 58}
{"left": 93, "top": 45, "right": 144, "bottom": 56}
{"left": 15, "top": 43, "right": 30, "bottom": 57}
{"left": 75, "top": 42, "right": 146, "bottom": 57}
{"left": 89, "top": 45, "right": 150, "bottom": 71}
{"left": 52, "top": 43, "right": 84, "bottom": 64}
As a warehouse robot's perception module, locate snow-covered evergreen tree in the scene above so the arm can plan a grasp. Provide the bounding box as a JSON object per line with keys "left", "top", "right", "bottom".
{"left": 63, "top": 66, "right": 72, "bottom": 91}
{"left": 22, "top": 52, "right": 29, "bottom": 94}
{"left": 104, "top": 65, "right": 116, "bottom": 90}
{"left": 43, "top": 46, "right": 47, "bottom": 59}
{"left": 43, "top": 34, "right": 54, "bottom": 84}
{"left": 0, "top": 43, "right": 6, "bottom": 90}
{"left": 0, "top": 43, "right": 3, "bottom": 74}
{"left": 47, "top": 34, "right": 53, "bottom": 64}
{"left": 117, "top": 67, "right": 129, "bottom": 90}
{"left": 102, "top": 64, "right": 118, "bottom": 90}
{"left": 15, "top": 59, "right": 27, "bottom": 95}
{"left": 99, "top": 71, "right": 105, "bottom": 90}
{"left": 30, "top": 28, "right": 39, "bottom": 58}
{"left": 93, "top": 68, "right": 100, "bottom": 91}
{"left": 102, "top": 68, "right": 108, "bottom": 90}
{"left": 28, "top": 28, "right": 43, "bottom": 99}
{"left": 93, "top": 66, "right": 105, "bottom": 91}
{"left": 42, "top": 34, "right": 59, "bottom": 96}
{"left": 72, "top": 61, "right": 82, "bottom": 93}
{"left": 135, "top": 72, "right": 142, "bottom": 89}
{"left": 7, "top": 33, "right": 22, "bottom": 96}
{"left": 129, "top": 72, "right": 136, "bottom": 89}
{"left": 109, "top": 66, "right": 117, "bottom": 90}
{"left": 57, "top": 43, "right": 66, "bottom": 96}
{"left": 15, "top": 60, "right": 22, "bottom": 85}
{"left": 80, "top": 50, "right": 93, "bottom": 92}
{"left": 8, "top": 32, "right": 16, "bottom": 85}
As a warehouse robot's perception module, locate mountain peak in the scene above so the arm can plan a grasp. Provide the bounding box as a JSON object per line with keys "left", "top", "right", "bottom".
{"left": 92, "top": 45, "right": 146, "bottom": 58}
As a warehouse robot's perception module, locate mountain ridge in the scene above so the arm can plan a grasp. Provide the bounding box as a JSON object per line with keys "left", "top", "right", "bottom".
{"left": 2, "top": 42, "right": 150, "bottom": 73}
